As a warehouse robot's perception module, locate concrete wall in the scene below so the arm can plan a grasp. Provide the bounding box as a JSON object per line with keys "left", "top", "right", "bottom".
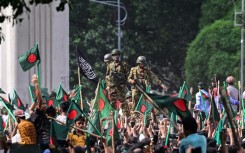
{"left": 0, "top": 2, "right": 69, "bottom": 106}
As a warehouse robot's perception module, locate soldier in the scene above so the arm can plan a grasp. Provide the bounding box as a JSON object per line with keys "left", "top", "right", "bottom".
{"left": 128, "top": 56, "right": 167, "bottom": 110}
{"left": 104, "top": 53, "right": 113, "bottom": 88}
{"left": 103, "top": 53, "right": 113, "bottom": 64}
{"left": 106, "top": 49, "right": 128, "bottom": 109}
{"left": 120, "top": 91, "right": 132, "bottom": 117}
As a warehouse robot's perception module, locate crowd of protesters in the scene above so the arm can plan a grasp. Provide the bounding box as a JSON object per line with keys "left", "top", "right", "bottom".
{"left": 0, "top": 74, "right": 245, "bottom": 153}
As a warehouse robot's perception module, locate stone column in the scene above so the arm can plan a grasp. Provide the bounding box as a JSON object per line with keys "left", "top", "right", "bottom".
{"left": 0, "top": 2, "right": 69, "bottom": 106}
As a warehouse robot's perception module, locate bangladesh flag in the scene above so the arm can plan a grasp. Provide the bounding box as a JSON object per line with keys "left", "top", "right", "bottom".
{"left": 94, "top": 81, "right": 113, "bottom": 119}
{"left": 56, "top": 84, "right": 68, "bottom": 103}
{"left": 18, "top": 43, "right": 40, "bottom": 71}
{"left": 29, "top": 85, "right": 49, "bottom": 103}
{"left": 9, "top": 89, "right": 26, "bottom": 111}
{"left": 66, "top": 101, "right": 83, "bottom": 128}
{"left": 0, "top": 96, "right": 15, "bottom": 111}
{"left": 148, "top": 94, "right": 191, "bottom": 120}
{"left": 135, "top": 94, "right": 153, "bottom": 115}
{"left": 178, "top": 81, "right": 192, "bottom": 101}
{"left": 70, "top": 85, "right": 82, "bottom": 102}
{"left": 87, "top": 111, "right": 101, "bottom": 136}
{"left": 50, "top": 119, "right": 69, "bottom": 147}
{"left": 106, "top": 116, "right": 120, "bottom": 147}
{"left": 0, "top": 88, "right": 6, "bottom": 94}
{"left": 0, "top": 116, "right": 6, "bottom": 132}
{"left": 47, "top": 97, "right": 59, "bottom": 108}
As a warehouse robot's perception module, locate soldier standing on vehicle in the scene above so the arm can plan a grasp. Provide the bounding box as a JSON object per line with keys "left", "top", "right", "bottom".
{"left": 106, "top": 49, "right": 128, "bottom": 109}
{"left": 128, "top": 56, "right": 167, "bottom": 110}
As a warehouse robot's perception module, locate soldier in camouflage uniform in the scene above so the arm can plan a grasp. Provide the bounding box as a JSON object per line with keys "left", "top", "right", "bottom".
{"left": 128, "top": 56, "right": 167, "bottom": 110}
{"left": 106, "top": 49, "right": 128, "bottom": 109}
{"left": 104, "top": 53, "right": 113, "bottom": 86}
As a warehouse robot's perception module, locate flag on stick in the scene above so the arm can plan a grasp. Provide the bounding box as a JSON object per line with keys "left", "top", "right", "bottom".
{"left": 18, "top": 43, "right": 40, "bottom": 71}
{"left": 76, "top": 48, "right": 98, "bottom": 84}
{"left": 148, "top": 94, "right": 191, "bottom": 120}
{"left": 9, "top": 89, "right": 26, "bottom": 111}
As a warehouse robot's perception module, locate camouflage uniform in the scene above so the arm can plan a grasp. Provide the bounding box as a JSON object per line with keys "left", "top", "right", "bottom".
{"left": 128, "top": 65, "right": 162, "bottom": 110}
{"left": 106, "top": 58, "right": 128, "bottom": 109}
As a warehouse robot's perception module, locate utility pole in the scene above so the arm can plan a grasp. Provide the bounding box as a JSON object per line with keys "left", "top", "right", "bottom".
{"left": 241, "top": 0, "right": 244, "bottom": 96}
{"left": 235, "top": 0, "right": 244, "bottom": 96}
{"left": 90, "top": 0, "right": 127, "bottom": 52}
{"left": 117, "top": 0, "right": 121, "bottom": 51}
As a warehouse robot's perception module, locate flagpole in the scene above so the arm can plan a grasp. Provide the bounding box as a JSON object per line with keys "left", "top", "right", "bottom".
{"left": 165, "top": 112, "right": 173, "bottom": 146}
{"left": 112, "top": 111, "right": 115, "bottom": 153}
{"left": 47, "top": 116, "right": 106, "bottom": 140}
{"left": 134, "top": 83, "right": 179, "bottom": 130}
{"left": 188, "top": 87, "right": 193, "bottom": 111}
{"left": 221, "top": 90, "right": 241, "bottom": 149}
{"left": 37, "top": 63, "right": 41, "bottom": 87}
{"left": 92, "top": 79, "right": 101, "bottom": 111}
{"left": 78, "top": 67, "right": 84, "bottom": 110}
{"left": 0, "top": 101, "right": 16, "bottom": 122}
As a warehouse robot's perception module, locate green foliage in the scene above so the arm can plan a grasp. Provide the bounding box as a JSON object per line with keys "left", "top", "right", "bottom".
{"left": 185, "top": 20, "right": 240, "bottom": 90}
{"left": 199, "top": 0, "right": 238, "bottom": 28}
{"left": 70, "top": 0, "right": 203, "bottom": 97}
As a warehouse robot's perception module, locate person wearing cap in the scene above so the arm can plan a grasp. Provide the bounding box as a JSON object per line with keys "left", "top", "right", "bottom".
{"left": 12, "top": 110, "right": 37, "bottom": 144}
{"left": 128, "top": 56, "right": 167, "bottom": 111}
{"left": 106, "top": 49, "right": 128, "bottom": 109}
{"left": 194, "top": 82, "right": 210, "bottom": 118}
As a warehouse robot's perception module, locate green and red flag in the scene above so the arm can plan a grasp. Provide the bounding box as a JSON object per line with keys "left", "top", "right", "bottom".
{"left": 0, "top": 96, "right": 15, "bottom": 111}
{"left": 135, "top": 94, "right": 153, "bottom": 115}
{"left": 0, "top": 88, "right": 5, "bottom": 94}
{"left": 50, "top": 119, "right": 69, "bottom": 147}
{"left": 178, "top": 81, "right": 192, "bottom": 101}
{"left": 106, "top": 116, "right": 120, "bottom": 147}
{"left": 69, "top": 85, "right": 82, "bottom": 102}
{"left": 66, "top": 101, "right": 83, "bottom": 128}
{"left": 9, "top": 89, "right": 26, "bottom": 111}
{"left": 47, "top": 97, "right": 59, "bottom": 108}
{"left": 87, "top": 111, "right": 102, "bottom": 136}
{"left": 148, "top": 94, "right": 191, "bottom": 120}
{"left": 0, "top": 116, "right": 6, "bottom": 132}
{"left": 18, "top": 43, "right": 40, "bottom": 71}
{"left": 56, "top": 84, "right": 68, "bottom": 103}
{"left": 28, "top": 85, "right": 49, "bottom": 103}
{"left": 94, "top": 81, "right": 113, "bottom": 119}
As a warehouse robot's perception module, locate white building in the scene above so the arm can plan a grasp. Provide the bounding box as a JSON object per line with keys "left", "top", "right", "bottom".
{"left": 0, "top": 2, "right": 69, "bottom": 106}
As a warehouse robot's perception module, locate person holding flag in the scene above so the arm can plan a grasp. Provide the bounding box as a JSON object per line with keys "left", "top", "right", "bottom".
{"left": 194, "top": 82, "right": 210, "bottom": 119}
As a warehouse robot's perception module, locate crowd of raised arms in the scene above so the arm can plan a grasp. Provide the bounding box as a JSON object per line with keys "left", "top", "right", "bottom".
{"left": 1, "top": 48, "right": 245, "bottom": 153}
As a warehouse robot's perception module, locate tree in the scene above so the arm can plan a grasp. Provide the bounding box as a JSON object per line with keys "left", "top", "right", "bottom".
{"left": 69, "top": 0, "right": 203, "bottom": 98}
{"left": 185, "top": 20, "right": 240, "bottom": 90}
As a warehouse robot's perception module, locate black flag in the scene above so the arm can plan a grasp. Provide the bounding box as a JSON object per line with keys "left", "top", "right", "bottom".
{"left": 76, "top": 48, "right": 98, "bottom": 84}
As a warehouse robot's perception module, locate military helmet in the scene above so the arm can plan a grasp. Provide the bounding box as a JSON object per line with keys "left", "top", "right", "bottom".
{"left": 125, "top": 91, "right": 132, "bottom": 99}
{"left": 104, "top": 53, "right": 113, "bottom": 62}
{"left": 111, "top": 49, "right": 121, "bottom": 56}
{"left": 226, "top": 76, "right": 235, "bottom": 84}
{"left": 136, "top": 56, "right": 146, "bottom": 64}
